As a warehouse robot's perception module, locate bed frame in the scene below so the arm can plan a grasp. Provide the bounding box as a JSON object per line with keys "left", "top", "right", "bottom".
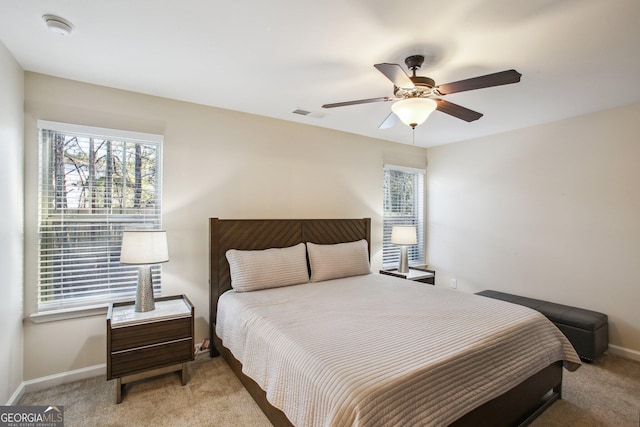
{"left": 208, "top": 217, "right": 563, "bottom": 427}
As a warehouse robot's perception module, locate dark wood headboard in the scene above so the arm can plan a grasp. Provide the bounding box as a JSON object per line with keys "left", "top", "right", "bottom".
{"left": 208, "top": 218, "right": 371, "bottom": 353}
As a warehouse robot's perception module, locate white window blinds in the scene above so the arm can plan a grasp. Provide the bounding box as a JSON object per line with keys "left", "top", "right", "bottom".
{"left": 382, "top": 165, "right": 425, "bottom": 268}
{"left": 37, "top": 121, "right": 163, "bottom": 310}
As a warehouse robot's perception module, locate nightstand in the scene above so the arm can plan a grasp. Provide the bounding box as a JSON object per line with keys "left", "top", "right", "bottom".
{"left": 107, "top": 294, "right": 194, "bottom": 403}
{"left": 380, "top": 266, "right": 435, "bottom": 284}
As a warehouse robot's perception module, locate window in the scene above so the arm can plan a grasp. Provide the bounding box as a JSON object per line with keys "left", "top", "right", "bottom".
{"left": 382, "top": 165, "right": 425, "bottom": 268}
{"left": 37, "top": 121, "right": 163, "bottom": 311}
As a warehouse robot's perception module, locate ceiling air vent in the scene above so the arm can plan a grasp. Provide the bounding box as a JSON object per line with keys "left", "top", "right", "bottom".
{"left": 43, "top": 14, "right": 74, "bottom": 36}
{"left": 292, "top": 109, "right": 311, "bottom": 116}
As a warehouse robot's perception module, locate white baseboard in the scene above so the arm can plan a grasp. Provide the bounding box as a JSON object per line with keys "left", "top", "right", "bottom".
{"left": 6, "top": 364, "right": 106, "bottom": 405}
{"left": 6, "top": 384, "right": 25, "bottom": 406}
{"left": 608, "top": 344, "right": 640, "bottom": 362}
{"left": 8, "top": 344, "right": 207, "bottom": 405}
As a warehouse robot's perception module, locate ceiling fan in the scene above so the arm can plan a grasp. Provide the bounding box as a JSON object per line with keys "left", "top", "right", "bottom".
{"left": 322, "top": 55, "right": 521, "bottom": 129}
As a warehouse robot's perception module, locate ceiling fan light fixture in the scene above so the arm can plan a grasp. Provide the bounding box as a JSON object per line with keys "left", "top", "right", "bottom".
{"left": 391, "top": 98, "right": 437, "bottom": 128}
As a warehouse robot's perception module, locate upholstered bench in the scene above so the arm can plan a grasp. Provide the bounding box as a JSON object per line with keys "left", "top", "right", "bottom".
{"left": 476, "top": 290, "right": 608, "bottom": 361}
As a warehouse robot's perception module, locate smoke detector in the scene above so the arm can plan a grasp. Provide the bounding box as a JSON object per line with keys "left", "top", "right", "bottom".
{"left": 43, "top": 14, "right": 74, "bottom": 36}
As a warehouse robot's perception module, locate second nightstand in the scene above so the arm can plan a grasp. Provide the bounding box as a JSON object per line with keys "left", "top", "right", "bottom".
{"left": 380, "top": 267, "right": 435, "bottom": 284}
{"left": 107, "top": 294, "right": 194, "bottom": 403}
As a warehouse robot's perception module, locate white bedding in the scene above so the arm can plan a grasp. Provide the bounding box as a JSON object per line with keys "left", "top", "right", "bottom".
{"left": 216, "top": 273, "right": 580, "bottom": 427}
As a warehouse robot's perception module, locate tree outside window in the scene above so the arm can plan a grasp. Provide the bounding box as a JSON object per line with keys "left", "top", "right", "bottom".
{"left": 38, "top": 122, "right": 163, "bottom": 310}
{"left": 382, "top": 166, "right": 424, "bottom": 267}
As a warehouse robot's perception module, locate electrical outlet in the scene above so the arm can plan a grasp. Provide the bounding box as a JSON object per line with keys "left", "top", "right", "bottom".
{"left": 451, "top": 279, "right": 457, "bottom": 289}
{"left": 195, "top": 338, "right": 211, "bottom": 356}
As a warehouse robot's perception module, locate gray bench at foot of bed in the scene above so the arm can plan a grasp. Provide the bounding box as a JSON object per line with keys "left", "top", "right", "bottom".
{"left": 476, "top": 290, "right": 608, "bottom": 362}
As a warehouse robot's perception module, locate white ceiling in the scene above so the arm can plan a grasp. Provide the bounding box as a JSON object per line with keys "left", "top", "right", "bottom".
{"left": 1, "top": 0, "right": 639, "bottom": 147}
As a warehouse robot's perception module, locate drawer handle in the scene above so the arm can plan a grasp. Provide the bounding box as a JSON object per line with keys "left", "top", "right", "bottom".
{"left": 112, "top": 337, "right": 191, "bottom": 355}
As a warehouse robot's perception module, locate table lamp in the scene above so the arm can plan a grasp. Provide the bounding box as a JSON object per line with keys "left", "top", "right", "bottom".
{"left": 120, "top": 230, "right": 169, "bottom": 312}
{"left": 391, "top": 225, "right": 417, "bottom": 274}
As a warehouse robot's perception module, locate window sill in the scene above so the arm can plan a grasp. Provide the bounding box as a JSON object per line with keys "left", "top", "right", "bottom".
{"left": 29, "top": 304, "right": 110, "bottom": 323}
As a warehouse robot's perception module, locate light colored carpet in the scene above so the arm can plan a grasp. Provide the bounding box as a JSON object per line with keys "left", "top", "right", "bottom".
{"left": 19, "top": 353, "right": 640, "bottom": 426}
{"left": 20, "top": 354, "right": 271, "bottom": 427}
{"left": 530, "top": 353, "right": 640, "bottom": 427}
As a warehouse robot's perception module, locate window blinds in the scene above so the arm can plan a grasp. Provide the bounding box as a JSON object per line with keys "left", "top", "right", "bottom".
{"left": 37, "top": 121, "right": 163, "bottom": 310}
{"left": 382, "top": 165, "right": 425, "bottom": 268}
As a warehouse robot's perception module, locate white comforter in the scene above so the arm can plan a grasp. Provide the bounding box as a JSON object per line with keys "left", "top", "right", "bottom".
{"left": 216, "top": 274, "right": 580, "bottom": 427}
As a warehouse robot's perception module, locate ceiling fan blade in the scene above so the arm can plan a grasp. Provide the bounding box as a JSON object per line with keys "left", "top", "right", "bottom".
{"left": 378, "top": 112, "right": 399, "bottom": 129}
{"left": 374, "top": 63, "right": 415, "bottom": 89}
{"left": 435, "top": 99, "right": 483, "bottom": 122}
{"left": 322, "top": 96, "right": 393, "bottom": 109}
{"left": 436, "top": 69, "right": 522, "bottom": 95}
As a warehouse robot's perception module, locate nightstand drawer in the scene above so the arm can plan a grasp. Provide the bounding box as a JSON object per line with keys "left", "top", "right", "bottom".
{"left": 110, "top": 338, "right": 192, "bottom": 378}
{"left": 111, "top": 317, "right": 191, "bottom": 351}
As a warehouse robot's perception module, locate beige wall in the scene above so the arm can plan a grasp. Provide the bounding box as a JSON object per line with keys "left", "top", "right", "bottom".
{"left": 23, "top": 72, "right": 427, "bottom": 379}
{"left": 0, "top": 41, "right": 24, "bottom": 403}
{"left": 426, "top": 103, "right": 640, "bottom": 356}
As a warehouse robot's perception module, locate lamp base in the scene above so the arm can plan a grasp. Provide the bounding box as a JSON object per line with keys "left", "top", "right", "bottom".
{"left": 135, "top": 265, "right": 155, "bottom": 312}
{"left": 398, "top": 246, "right": 409, "bottom": 274}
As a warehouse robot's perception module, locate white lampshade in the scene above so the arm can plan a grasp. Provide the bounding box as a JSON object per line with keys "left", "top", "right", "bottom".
{"left": 391, "top": 225, "right": 418, "bottom": 246}
{"left": 120, "top": 230, "right": 169, "bottom": 265}
{"left": 391, "top": 98, "right": 437, "bottom": 128}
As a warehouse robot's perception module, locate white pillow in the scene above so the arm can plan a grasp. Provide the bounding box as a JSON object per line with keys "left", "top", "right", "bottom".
{"left": 307, "top": 240, "right": 371, "bottom": 282}
{"left": 226, "top": 243, "right": 309, "bottom": 292}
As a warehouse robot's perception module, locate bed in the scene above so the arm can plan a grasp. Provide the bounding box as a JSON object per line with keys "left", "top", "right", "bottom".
{"left": 209, "top": 218, "right": 580, "bottom": 426}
